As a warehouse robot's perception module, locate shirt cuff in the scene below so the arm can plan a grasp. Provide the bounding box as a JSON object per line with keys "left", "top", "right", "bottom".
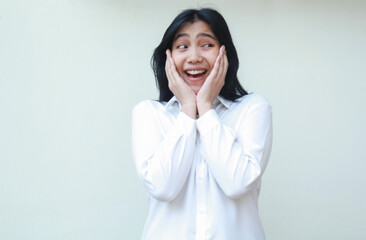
{"left": 177, "top": 111, "right": 196, "bottom": 136}
{"left": 196, "top": 109, "right": 220, "bottom": 137}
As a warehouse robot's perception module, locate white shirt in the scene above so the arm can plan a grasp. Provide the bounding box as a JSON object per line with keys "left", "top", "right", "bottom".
{"left": 132, "top": 93, "right": 273, "bottom": 240}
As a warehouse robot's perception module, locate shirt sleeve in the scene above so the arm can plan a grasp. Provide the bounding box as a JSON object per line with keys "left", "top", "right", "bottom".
{"left": 132, "top": 101, "right": 196, "bottom": 202}
{"left": 196, "top": 95, "right": 273, "bottom": 199}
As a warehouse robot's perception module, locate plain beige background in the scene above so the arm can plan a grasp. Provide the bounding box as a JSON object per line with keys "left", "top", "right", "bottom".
{"left": 1, "top": 0, "right": 365, "bottom": 239}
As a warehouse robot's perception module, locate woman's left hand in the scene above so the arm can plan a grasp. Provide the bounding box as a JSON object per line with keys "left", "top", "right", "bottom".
{"left": 196, "top": 45, "right": 228, "bottom": 117}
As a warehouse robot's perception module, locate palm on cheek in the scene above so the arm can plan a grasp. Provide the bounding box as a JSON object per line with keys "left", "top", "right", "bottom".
{"left": 165, "top": 50, "right": 197, "bottom": 118}
{"left": 196, "top": 45, "right": 228, "bottom": 115}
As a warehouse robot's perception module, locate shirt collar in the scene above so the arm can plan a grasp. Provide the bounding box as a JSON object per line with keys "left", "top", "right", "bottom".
{"left": 164, "top": 96, "right": 180, "bottom": 111}
{"left": 216, "top": 95, "right": 232, "bottom": 109}
{"left": 164, "top": 95, "right": 232, "bottom": 112}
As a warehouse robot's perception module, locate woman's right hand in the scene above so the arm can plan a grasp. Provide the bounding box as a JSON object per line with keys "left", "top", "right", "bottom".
{"left": 165, "top": 49, "right": 197, "bottom": 119}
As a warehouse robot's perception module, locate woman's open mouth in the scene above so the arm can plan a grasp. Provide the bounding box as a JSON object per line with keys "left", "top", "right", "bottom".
{"left": 185, "top": 69, "right": 207, "bottom": 81}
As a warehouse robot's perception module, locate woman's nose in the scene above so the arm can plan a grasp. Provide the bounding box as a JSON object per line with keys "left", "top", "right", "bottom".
{"left": 187, "top": 48, "right": 203, "bottom": 63}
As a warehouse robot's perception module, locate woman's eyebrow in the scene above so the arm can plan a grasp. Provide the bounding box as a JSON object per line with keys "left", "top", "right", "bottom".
{"left": 197, "top": 32, "right": 216, "bottom": 40}
{"left": 174, "top": 33, "right": 189, "bottom": 41}
{"left": 174, "top": 32, "right": 217, "bottom": 41}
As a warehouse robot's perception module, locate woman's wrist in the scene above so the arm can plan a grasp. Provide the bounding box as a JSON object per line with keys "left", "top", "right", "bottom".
{"left": 181, "top": 103, "right": 197, "bottom": 119}
{"left": 197, "top": 101, "right": 213, "bottom": 117}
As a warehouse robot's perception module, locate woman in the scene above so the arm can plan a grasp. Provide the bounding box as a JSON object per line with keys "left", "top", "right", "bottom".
{"left": 132, "top": 8, "right": 272, "bottom": 240}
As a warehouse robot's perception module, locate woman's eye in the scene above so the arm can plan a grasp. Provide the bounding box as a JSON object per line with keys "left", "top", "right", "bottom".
{"left": 177, "top": 45, "right": 187, "bottom": 49}
{"left": 203, "top": 43, "right": 214, "bottom": 48}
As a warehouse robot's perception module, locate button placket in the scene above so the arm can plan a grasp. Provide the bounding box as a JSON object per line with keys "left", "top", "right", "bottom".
{"left": 195, "top": 137, "right": 207, "bottom": 240}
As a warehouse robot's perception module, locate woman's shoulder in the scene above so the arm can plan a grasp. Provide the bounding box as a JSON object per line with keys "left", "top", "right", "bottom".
{"left": 132, "top": 99, "right": 167, "bottom": 115}
{"left": 236, "top": 93, "right": 271, "bottom": 108}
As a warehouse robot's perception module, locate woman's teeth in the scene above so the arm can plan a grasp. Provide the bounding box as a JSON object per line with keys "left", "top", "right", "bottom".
{"left": 186, "top": 70, "right": 206, "bottom": 76}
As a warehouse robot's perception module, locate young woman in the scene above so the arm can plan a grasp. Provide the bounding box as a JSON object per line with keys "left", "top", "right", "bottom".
{"left": 132, "top": 8, "right": 273, "bottom": 240}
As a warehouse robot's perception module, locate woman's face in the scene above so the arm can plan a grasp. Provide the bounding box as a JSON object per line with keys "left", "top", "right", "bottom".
{"left": 171, "top": 20, "right": 220, "bottom": 94}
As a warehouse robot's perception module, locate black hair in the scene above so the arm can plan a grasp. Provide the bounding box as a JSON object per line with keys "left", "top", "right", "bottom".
{"left": 151, "top": 8, "right": 248, "bottom": 102}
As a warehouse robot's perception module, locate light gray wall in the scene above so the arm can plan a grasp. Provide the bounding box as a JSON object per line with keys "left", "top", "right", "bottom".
{"left": 1, "top": 0, "right": 365, "bottom": 239}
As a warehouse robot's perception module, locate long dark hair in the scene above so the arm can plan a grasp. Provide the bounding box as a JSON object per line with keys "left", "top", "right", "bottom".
{"left": 151, "top": 8, "right": 248, "bottom": 102}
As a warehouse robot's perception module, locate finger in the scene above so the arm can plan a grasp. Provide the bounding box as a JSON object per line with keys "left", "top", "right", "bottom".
{"left": 169, "top": 58, "right": 181, "bottom": 84}
{"left": 166, "top": 50, "right": 178, "bottom": 77}
{"left": 218, "top": 45, "right": 225, "bottom": 62}
{"left": 209, "top": 50, "right": 222, "bottom": 82}
{"left": 223, "top": 51, "right": 229, "bottom": 73}
{"left": 214, "top": 50, "right": 227, "bottom": 89}
{"left": 166, "top": 50, "right": 177, "bottom": 78}
{"left": 165, "top": 50, "right": 172, "bottom": 79}
{"left": 166, "top": 49, "right": 186, "bottom": 89}
{"left": 166, "top": 50, "right": 173, "bottom": 71}
{"left": 213, "top": 45, "right": 226, "bottom": 78}
{"left": 167, "top": 50, "right": 177, "bottom": 71}
{"left": 215, "top": 46, "right": 226, "bottom": 82}
{"left": 166, "top": 50, "right": 177, "bottom": 87}
{"left": 166, "top": 49, "right": 175, "bottom": 64}
{"left": 220, "top": 51, "right": 228, "bottom": 85}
